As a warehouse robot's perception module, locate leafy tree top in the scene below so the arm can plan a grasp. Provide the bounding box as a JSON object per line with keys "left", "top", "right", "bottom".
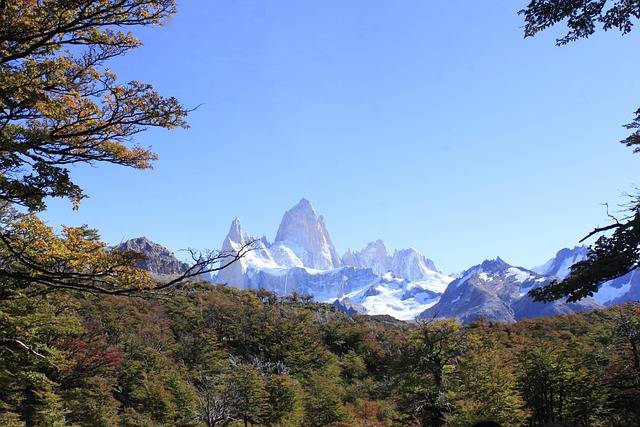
{"left": 521, "top": 1, "right": 640, "bottom": 302}
{"left": 520, "top": 0, "right": 640, "bottom": 45}
{"left": 0, "top": 1, "right": 189, "bottom": 211}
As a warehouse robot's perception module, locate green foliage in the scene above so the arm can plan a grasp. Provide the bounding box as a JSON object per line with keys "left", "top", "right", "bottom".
{"left": 520, "top": 0, "right": 640, "bottom": 45}
{"left": 229, "top": 364, "right": 270, "bottom": 427}
{"left": 303, "top": 364, "right": 347, "bottom": 427}
{"left": 520, "top": 1, "right": 640, "bottom": 303}
{"left": 1, "top": 280, "right": 640, "bottom": 426}
{"left": 265, "top": 374, "right": 299, "bottom": 426}
{"left": 63, "top": 377, "right": 121, "bottom": 427}
{"left": 446, "top": 334, "right": 528, "bottom": 427}
{"left": 0, "top": 0, "right": 187, "bottom": 212}
{"left": 395, "top": 319, "right": 467, "bottom": 427}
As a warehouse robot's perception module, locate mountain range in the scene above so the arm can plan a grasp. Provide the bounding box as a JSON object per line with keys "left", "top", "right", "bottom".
{"left": 122, "top": 198, "right": 639, "bottom": 323}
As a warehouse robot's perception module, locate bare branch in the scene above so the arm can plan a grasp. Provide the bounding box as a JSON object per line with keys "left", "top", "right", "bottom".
{"left": 0, "top": 337, "right": 46, "bottom": 359}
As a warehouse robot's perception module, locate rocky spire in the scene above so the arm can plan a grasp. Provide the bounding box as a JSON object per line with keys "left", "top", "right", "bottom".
{"left": 274, "top": 198, "right": 342, "bottom": 270}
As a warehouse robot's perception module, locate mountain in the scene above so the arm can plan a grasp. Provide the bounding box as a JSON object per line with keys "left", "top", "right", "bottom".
{"left": 114, "top": 237, "right": 188, "bottom": 276}
{"left": 340, "top": 271, "right": 451, "bottom": 321}
{"left": 273, "top": 198, "right": 342, "bottom": 270}
{"left": 390, "top": 248, "right": 439, "bottom": 281}
{"left": 213, "top": 199, "right": 452, "bottom": 320}
{"left": 342, "top": 240, "right": 390, "bottom": 277}
{"left": 342, "top": 241, "right": 441, "bottom": 281}
{"left": 117, "top": 201, "right": 618, "bottom": 323}
{"left": 533, "top": 246, "right": 640, "bottom": 305}
{"left": 532, "top": 246, "right": 588, "bottom": 278}
{"left": 420, "top": 257, "right": 602, "bottom": 324}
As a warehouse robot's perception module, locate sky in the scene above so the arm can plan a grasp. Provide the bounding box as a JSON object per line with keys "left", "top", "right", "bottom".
{"left": 40, "top": 0, "right": 640, "bottom": 275}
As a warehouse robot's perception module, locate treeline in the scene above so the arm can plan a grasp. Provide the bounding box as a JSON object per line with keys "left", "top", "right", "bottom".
{"left": 1, "top": 282, "right": 639, "bottom": 427}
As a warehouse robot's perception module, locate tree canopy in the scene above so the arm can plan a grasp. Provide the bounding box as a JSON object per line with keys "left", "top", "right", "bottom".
{"left": 520, "top": 0, "right": 640, "bottom": 45}
{"left": 521, "top": 1, "right": 640, "bottom": 303}
{"left": 0, "top": 2, "right": 254, "bottom": 392}
{"left": 0, "top": 0, "right": 188, "bottom": 212}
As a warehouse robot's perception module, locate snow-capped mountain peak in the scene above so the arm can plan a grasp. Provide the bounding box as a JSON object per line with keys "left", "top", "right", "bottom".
{"left": 421, "top": 257, "right": 601, "bottom": 324}
{"left": 531, "top": 245, "right": 640, "bottom": 306}
{"left": 211, "top": 200, "right": 618, "bottom": 322}
{"left": 274, "top": 198, "right": 342, "bottom": 270}
{"left": 532, "top": 246, "right": 588, "bottom": 279}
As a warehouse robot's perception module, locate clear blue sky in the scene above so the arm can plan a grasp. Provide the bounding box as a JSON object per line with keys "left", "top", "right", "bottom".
{"left": 40, "top": 0, "right": 640, "bottom": 275}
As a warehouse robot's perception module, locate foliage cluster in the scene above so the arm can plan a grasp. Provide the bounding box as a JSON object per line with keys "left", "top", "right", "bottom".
{"left": 520, "top": 1, "right": 640, "bottom": 302}
{"left": 1, "top": 280, "right": 639, "bottom": 427}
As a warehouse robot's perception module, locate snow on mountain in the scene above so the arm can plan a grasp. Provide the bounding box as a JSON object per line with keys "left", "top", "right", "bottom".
{"left": 214, "top": 199, "right": 451, "bottom": 320}
{"left": 532, "top": 246, "right": 588, "bottom": 279}
{"left": 274, "top": 198, "right": 342, "bottom": 270}
{"left": 216, "top": 218, "right": 280, "bottom": 290}
{"left": 342, "top": 240, "right": 390, "bottom": 277}
{"left": 532, "top": 246, "right": 640, "bottom": 305}
{"left": 390, "top": 248, "right": 439, "bottom": 281}
{"left": 342, "top": 241, "right": 441, "bottom": 282}
{"left": 341, "top": 272, "right": 453, "bottom": 321}
{"left": 213, "top": 200, "right": 612, "bottom": 322}
{"left": 421, "top": 258, "right": 601, "bottom": 324}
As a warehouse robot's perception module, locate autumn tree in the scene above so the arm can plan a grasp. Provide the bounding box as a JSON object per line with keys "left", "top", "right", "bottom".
{"left": 519, "top": 1, "right": 640, "bottom": 302}
{"left": 0, "top": 0, "right": 188, "bottom": 211}
{"left": 0, "top": 0, "right": 251, "bottom": 349}
{"left": 395, "top": 319, "right": 467, "bottom": 427}
{"left": 0, "top": 0, "right": 255, "bottom": 293}
{"left": 0, "top": 3, "right": 254, "bottom": 424}
{"left": 446, "top": 333, "right": 528, "bottom": 427}
{"left": 597, "top": 302, "right": 640, "bottom": 424}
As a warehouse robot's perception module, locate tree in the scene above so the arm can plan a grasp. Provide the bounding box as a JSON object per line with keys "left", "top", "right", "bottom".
{"left": 0, "top": 3, "right": 253, "bottom": 424}
{"left": 519, "top": 1, "right": 640, "bottom": 302}
{"left": 446, "top": 334, "right": 528, "bottom": 427}
{"left": 0, "top": 0, "right": 252, "bottom": 302}
{"left": 265, "top": 374, "right": 299, "bottom": 426}
{"left": 516, "top": 346, "right": 569, "bottom": 426}
{"left": 303, "top": 364, "right": 347, "bottom": 427}
{"left": 597, "top": 302, "right": 640, "bottom": 424}
{"left": 229, "top": 364, "right": 270, "bottom": 427}
{"left": 530, "top": 196, "right": 640, "bottom": 302}
{"left": 395, "top": 319, "right": 467, "bottom": 427}
{"left": 194, "top": 363, "right": 270, "bottom": 427}
{"left": 0, "top": 0, "right": 187, "bottom": 212}
{"left": 520, "top": 1, "right": 640, "bottom": 45}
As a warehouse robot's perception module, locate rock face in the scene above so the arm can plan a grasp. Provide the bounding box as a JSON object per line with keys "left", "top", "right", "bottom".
{"left": 274, "top": 198, "right": 342, "bottom": 270}
{"left": 420, "top": 258, "right": 602, "bottom": 324}
{"left": 342, "top": 241, "right": 440, "bottom": 281}
{"left": 342, "top": 240, "right": 390, "bottom": 277}
{"left": 216, "top": 218, "right": 253, "bottom": 289}
{"left": 114, "top": 237, "right": 188, "bottom": 275}
{"left": 532, "top": 246, "right": 588, "bottom": 279}
{"left": 390, "top": 248, "right": 439, "bottom": 281}
{"left": 533, "top": 246, "right": 640, "bottom": 305}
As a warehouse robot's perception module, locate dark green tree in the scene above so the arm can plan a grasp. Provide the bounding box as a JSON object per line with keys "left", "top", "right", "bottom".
{"left": 519, "top": 1, "right": 640, "bottom": 302}
{"left": 265, "top": 374, "right": 299, "bottom": 426}
{"left": 520, "top": 1, "right": 640, "bottom": 45}
{"left": 395, "top": 319, "right": 467, "bottom": 427}
{"left": 230, "top": 364, "right": 270, "bottom": 427}
{"left": 303, "top": 364, "right": 346, "bottom": 427}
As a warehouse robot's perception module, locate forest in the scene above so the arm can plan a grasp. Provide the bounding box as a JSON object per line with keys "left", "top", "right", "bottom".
{"left": 1, "top": 279, "right": 639, "bottom": 427}
{"left": 2, "top": 1, "right": 640, "bottom": 426}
